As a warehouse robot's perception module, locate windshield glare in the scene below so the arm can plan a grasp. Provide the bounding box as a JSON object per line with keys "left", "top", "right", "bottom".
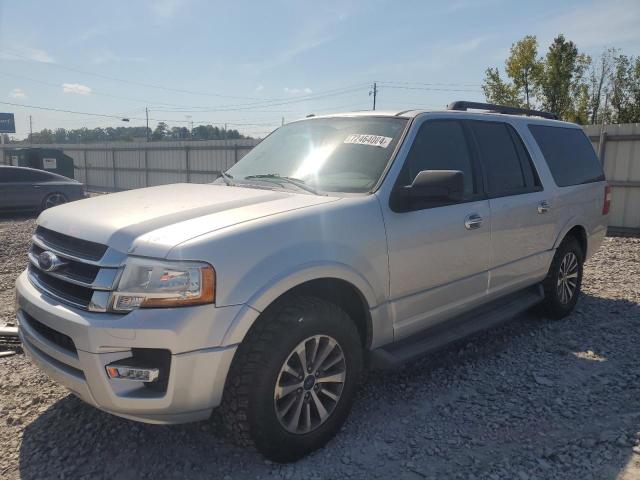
{"left": 225, "top": 117, "right": 408, "bottom": 193}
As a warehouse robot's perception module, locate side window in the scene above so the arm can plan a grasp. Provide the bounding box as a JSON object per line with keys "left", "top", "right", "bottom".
{"left": 0, "top": 168, "right": 48, "bottom": 182}
{"left": 528, "top": 124, "right": 605, "bottom": 187}
{"left": 469, "top": 121, "right": 535, "bottom": 196}
{"left": 403, "top": 120, "right": 475, "bottom": 196}
{"left": 508, "top": 127, "right": 540, "bottom": 188}
{"left": 0, "top": 168, "right": 22, "bottom": 182}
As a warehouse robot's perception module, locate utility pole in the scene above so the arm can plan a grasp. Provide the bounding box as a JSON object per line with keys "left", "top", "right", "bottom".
{"left": 370, "top": 82, "right": 377, "bottom": 111}
{"left": 29, "top": 115, "right": 33, "bottom": 144}
{"left": 281, "top": 116, "right": 285, "bottom": 126}
{"left": 145, "top": 107, "right": 149, "bottom": 142}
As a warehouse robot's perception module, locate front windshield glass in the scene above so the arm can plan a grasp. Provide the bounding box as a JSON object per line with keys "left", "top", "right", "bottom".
{"left": 225, "top": 116, "right": 408, "bottom": 193}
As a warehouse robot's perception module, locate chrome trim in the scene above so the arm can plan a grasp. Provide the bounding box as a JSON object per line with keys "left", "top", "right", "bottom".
{"left": 88, "top": 291, "right": 110, "bottom": 313}
{"left": 27, "top": 251, "right": 119, "bottom": 291}
{"left": 105, "top": 365, "right": 160, "bottom": 382}
{"left": 464, "top": 213, "right": 484, "bottom": 230}
{"left": 27, "top": 269, "right": 88, "bottom": 310}
{"left": 537, "top": 200, "right": 551, "bottom": 214}
{"left": 32, "top": 234, "right": 127, "bottom": 267}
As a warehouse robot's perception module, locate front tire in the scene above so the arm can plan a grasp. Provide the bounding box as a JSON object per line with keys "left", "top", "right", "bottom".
{"left": 220, "top": 296, "right": 363, "bottom": 462}
{"left": 541, "top": 236, "right": 584, "bottom": 319}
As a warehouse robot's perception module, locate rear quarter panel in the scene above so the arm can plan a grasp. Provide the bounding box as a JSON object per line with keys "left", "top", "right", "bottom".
{"left": 514, "top": 119, "right": 608, "bottom": 261}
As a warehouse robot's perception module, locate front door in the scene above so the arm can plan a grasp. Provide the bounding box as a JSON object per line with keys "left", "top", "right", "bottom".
{"left": 380, "top": 118, "right": 491, "bottom": 341}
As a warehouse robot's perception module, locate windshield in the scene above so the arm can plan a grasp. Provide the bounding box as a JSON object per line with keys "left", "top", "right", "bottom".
{"left": 225, "top": 116, "right": 408, "bottom": 193}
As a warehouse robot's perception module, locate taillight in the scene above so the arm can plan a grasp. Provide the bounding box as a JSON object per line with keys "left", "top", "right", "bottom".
{"left": 602, "top": 184, "right": 612, "bottom": 215}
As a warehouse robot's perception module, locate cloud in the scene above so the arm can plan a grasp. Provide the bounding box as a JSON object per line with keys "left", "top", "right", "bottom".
{"left": 150, "top": 0, "right": 188, "bottom": 20}
{"left": 91, "top": 49, "right": 148, "bottom": 64}
{"left": 284, "top": 87, "right": 313, "bottom": 95}
{"left": 255, "top": 84, "right": 264, "bottom": 92}
{"left": 538, "top": 0, "right": 640, "bottom": 50}
{"left": 62, "top": 83, "right": 92, "bottom": 95}
{"left": 447, "top": 36, "right": 487, "bottom": 54}
{"left": 0, "top": 46, "right": 54, "bottom": 63}
{"left": 9, "top": 88, "right": 27, "bottom": 99}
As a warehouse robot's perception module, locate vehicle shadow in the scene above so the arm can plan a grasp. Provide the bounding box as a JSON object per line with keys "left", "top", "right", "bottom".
{"left": 0, "top": 211, "right": 38, "bottom": 220}
{"left": 18, "top": 293, "right": 640, "bottom": 479}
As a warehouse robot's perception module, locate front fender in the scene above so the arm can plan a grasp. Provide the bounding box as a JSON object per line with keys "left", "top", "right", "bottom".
{"left": 220, "top": 262, "right": 378, "bottom": 346}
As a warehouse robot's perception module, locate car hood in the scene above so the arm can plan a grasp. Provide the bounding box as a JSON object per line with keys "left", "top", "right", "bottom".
{"left": 37, "top": 183, "right": 339, "bottom": 258}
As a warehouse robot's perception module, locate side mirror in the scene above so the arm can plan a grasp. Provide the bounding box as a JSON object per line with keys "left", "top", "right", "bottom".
{"left": 403, "top": 169, "right": 465, "bottom": 201}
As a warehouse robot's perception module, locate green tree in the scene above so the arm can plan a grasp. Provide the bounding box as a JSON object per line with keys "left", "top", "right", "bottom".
{"left": 587, "top": 48, "right": 616, "bottom": 124}
{"left": 505, "top": 35, "right": 542, "bottom": 108}
{"left": 152, "top": 122, "right": 169, "bottom": 141}
{"left": 482, "top": 67, "right": 521, "bottom": 106}
{"left": 609, "top": 54, "right": 640, "bottom": 123}
{"left": 537, "top": 35, "right": 590, "bottom": 120}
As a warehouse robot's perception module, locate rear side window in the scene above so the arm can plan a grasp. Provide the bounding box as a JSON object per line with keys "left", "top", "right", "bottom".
{"left": 528, "top": 125, "right": 605, "bottom": 187}
{"left": 469, "top": 121, "right": 538, "bottom": 196}
{"left": 0, "top": 168, "right": 51, "bottom": 182}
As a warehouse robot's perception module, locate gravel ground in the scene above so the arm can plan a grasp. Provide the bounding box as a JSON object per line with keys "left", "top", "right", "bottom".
{"left": 1, "top": 213, "right": 639, "bottom": 480}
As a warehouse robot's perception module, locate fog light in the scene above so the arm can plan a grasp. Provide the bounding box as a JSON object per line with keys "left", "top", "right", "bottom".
{"left": 105, "top": 364, "right": 159, "bottom": 382}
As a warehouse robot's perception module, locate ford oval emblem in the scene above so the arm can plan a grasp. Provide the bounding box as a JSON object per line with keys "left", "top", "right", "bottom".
{"left": 38, "top": 251, "right": 67, "bottom": 272}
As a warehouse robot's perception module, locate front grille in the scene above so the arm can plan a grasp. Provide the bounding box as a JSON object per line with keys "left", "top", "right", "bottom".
{"left": 31, "top": 244, "right": 99, "bottom": 284}
{"left": 28, "top": 227, "right": 122, "bottom": 312}
{"left": 21, "top": 311, "right": 77, "bottom": 355}
{"left": 35, "top": 226, "right": 108, "bottom": 261}
{"left": 29, "top": 266, "right": 94, "bottom": 308}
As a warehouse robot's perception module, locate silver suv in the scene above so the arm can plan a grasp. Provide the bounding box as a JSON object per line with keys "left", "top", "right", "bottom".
{"left": 16, "top": 102, "right": 609, "bottom": 461}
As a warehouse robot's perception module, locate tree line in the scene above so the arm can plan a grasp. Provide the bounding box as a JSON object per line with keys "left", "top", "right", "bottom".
{"left": 3, "top": 123, "right": 251, "bottom": 144}
{"left": 483, "top": 34, "right": 640, "bottom": 124}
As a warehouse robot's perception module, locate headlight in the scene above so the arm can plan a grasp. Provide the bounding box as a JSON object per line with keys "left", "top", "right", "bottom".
{"left": 110, "top": 257, "right": 215, "bottom": 312}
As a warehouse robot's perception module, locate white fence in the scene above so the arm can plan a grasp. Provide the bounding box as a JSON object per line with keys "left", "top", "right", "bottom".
{"left": 585, "top": 124, "right": 640, "bottom": 234}
{"left": 2, "top": 139, "right": 260, "bottom": 192}
{"left": 1, "top": 124, "right": 639, "bottom": 233}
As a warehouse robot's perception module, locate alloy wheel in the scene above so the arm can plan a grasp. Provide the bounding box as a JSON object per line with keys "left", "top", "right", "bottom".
{"left": 557, "top": 251, "right": 579, "bottom": 304}
{"left": 44, "top": 193, "right": 67, "bottom": 209}
{"left": 274, "top": 335, "right": 346, "bottom": 434}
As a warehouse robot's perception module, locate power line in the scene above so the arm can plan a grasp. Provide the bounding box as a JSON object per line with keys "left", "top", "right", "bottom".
{"left": 378, "top": 80, "right": 483, "bottom": 87}
{"left": 1, "top": 50, "right": 278, "bottom": 101}
{"left": 2, "top": 51, "right": 373, "bottom": 110}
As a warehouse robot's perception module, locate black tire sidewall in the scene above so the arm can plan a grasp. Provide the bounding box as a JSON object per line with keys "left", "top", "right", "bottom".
{"left": 246, "top": 298, "right": 362, "bottom": 462}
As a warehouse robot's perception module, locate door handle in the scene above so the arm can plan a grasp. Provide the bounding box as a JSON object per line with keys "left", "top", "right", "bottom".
{"left": 537, "top": 200, "right": 550, "bottom": 214}
{"left": 464, "top": 213, "right": 483, "bottom": 230}
{"left": 33, "top": 185, "right": 41, "bottom": 189}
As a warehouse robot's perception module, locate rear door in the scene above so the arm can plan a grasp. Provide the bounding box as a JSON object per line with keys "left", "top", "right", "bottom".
{"left": 467, "top": 120, "right": 556, "bottom": 296}
{"left": 381, "top": 118, "right": 491, "bottom": 340}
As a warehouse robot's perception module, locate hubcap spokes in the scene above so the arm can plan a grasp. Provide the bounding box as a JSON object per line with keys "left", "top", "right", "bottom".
{"left": 274, "top": 334, "right": 346, "bottom": 434}
{"left": 45, "top": 194, "right": 66, "bottom": 208}
{"left": 557, "top": 252, "right": 579, "bottom": 304}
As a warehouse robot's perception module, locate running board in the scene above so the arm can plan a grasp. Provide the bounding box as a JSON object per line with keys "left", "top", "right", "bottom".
{"left": 369, "top": 284, "right": 544, "bottom": 369}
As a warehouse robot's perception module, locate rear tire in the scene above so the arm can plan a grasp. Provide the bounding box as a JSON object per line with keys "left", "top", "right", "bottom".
{"left": 540, "top": 236, "right": 584, "bottom": 319}
{"left": 220, "top": 296, "right": 363, "bottom": 462}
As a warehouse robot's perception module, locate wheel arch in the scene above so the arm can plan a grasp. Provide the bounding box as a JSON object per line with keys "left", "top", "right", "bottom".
{"left": 554, "top": 220, "right": 587, "bottom": 258}
{"left": 221, "top": 267, "right": 377, "bottom": 349}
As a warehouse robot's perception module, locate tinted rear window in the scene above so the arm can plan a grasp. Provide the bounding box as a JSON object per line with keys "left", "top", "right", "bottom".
{"left": 528, "top": 125, "right": 604, "bottom": 187}
{"left": 469, "top": 121, "right": 527, "bottom": 194}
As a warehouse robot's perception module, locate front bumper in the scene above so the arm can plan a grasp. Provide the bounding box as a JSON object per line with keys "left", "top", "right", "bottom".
{"left": 15, "top": 270, "right": 241, "bottom": 424}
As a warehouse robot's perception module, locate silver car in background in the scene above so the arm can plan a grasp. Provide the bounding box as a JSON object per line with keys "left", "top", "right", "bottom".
{"left": 15, "top": 102, "right": 609, "bottom": 462}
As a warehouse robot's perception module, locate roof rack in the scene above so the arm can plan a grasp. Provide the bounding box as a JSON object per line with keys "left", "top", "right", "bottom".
{"left": 447, "top": 101, "right": 558, "bottom": 120}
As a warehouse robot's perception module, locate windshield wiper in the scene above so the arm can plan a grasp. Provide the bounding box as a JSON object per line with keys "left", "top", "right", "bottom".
{"left": 243, "top": 174, "right": 324, "bottom": 195}
{"left": 219, "top": 170, "right": 235, "bottom": 186}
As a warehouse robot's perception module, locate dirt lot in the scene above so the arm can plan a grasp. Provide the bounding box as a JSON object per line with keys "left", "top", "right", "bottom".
{"left": 1, "top": 213, "right": 639, "bottom": 480}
